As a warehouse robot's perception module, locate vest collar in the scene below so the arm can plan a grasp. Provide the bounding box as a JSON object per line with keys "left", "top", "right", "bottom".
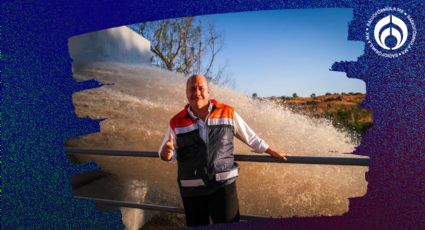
{"left": 180, "top": 99, "right": 222, "bottom": 119}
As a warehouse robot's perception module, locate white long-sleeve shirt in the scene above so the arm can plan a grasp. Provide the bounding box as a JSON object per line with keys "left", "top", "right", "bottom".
{"left": 159, "top": 104, "right": 269, "bottom": 160}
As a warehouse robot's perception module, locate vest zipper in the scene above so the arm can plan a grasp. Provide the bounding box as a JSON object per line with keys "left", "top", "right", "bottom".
{"left": 205, "top": 108, "right": 213, "bottom": 181}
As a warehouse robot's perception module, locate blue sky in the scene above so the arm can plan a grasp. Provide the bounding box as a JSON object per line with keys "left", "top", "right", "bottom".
{"left": 206, "top": 8, "right": 365, "bottom": 97}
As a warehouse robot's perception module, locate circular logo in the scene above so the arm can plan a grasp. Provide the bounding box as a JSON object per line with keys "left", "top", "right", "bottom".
{"left": 366, "top": 7, "right": 416, "bottom": 58}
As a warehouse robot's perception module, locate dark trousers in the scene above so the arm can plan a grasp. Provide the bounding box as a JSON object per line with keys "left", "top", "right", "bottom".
{"left": 181, "top": 182, "right": 240, "bottom": 227}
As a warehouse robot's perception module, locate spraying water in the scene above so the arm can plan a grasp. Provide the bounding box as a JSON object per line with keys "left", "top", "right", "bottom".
{"left": 68, "top": 62, "right": 368, "bottom": 228}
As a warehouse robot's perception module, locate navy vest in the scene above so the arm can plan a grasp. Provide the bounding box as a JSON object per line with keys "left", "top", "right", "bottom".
{"left": 170, "top": 100, "right": 239, "bottom": 197}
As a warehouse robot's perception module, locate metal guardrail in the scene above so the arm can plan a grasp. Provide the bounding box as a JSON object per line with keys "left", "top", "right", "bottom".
{"left": 68, "top": 146, "right": 369, "bottom": 222}
{"left": 66, "top": 147, "right": 369, "bottom": 166}
{"left": 75, "top": 195, "right": 270, "bottom": 221}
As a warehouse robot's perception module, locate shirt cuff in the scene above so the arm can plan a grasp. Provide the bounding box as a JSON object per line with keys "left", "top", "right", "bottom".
{"left": 253, "top": 140, "right": 269, "bottom": 153}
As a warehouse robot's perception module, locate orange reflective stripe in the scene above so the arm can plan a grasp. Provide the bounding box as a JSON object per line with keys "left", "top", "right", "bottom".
{"left": 209, "top": 100, "right": 234, "bottom": 120}
{"left": 170, "top": 105, "right": 194, "bottom": 131}
{"left": 169, "top": 99, "right": 234, "bottom": 132}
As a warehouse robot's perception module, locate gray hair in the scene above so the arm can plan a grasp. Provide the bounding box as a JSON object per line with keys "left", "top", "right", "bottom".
{"left": 186, "top": 74, "right": 210, "bottom": 89}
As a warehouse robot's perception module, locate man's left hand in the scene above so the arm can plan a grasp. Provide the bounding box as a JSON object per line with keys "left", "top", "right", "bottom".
{"left": 265, "top": 147, "right": 288, "bottom": 161}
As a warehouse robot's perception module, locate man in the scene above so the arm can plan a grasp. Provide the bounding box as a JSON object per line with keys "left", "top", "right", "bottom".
{"left": 159, "top": 74, "right": 287, "bottom": 226}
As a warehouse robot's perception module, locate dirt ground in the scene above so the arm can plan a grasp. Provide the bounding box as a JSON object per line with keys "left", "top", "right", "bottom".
{"left": 140, "top": 213, "right": 186, "bottom": 230}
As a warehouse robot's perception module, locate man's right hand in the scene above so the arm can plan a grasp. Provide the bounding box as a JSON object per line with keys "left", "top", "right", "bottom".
{"left": 160, "top": 134, "right": 174, "bottom": 161}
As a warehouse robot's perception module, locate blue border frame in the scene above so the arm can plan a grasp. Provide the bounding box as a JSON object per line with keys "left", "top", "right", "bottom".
{"left": 2, "top": 0, "right": 424, "bottom": 229}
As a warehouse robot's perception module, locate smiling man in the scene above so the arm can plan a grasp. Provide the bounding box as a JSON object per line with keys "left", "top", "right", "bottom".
{"left": 159, "top": 74, "right": 287, "bottom": 226}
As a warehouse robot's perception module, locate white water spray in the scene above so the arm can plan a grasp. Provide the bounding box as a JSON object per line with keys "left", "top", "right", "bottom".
{"left": 69, "top": 63, "right": 367, "bottom": 227}
{"left": 67, "top": 26, "right": 367, "bottom": 229}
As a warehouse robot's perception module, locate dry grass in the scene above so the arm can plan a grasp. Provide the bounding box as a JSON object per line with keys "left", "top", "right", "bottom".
{"left": 265, "top": 93, "right": 372, "bottom": 123}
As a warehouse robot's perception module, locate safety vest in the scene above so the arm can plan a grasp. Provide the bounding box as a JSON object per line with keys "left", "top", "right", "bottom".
{"left": 170, "top": 99, "right": 239, "bottom": 197}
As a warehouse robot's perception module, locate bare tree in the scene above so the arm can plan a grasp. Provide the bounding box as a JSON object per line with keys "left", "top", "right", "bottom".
{"left": 132, "top": 17, "right": 230, "bottom": 84}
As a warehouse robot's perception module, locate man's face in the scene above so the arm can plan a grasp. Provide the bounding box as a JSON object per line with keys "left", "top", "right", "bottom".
{"left": 186, "top": 75, "right": 210, "bottom": 110}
